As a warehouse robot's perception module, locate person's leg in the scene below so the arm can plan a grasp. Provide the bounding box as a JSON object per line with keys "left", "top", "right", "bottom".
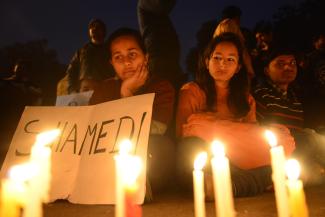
{"left": 147, "top": 134, "right": 176, "bottom": 193}
{"left": 231, "top": 165, "right": 272, "bottom": 197}
{"left": 176, "top": 136, "right": 208, "bottom": 191}
{"left": 137, "top": 0, "right": 184, "bottom": 87}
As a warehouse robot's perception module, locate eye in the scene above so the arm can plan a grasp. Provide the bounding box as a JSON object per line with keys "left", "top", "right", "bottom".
{"left": 212, "top": 55, "right": 222, "bottom": 61}
{"left": 113, "top": 55, "right": 123, "bottom": 62}
{"left": 290, "top": 60, "right": 297, "bottom": 66}
{"left": 227, "top": 57, "right": 236, "bottom": 62}
{"left": 129, "top": 52, "right": 137, "bottom": 59}
{"left": 277, "top": 62, "right": 285, "bottom": 67}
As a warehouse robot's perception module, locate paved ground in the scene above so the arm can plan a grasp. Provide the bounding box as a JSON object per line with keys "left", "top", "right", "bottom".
{"left": 43, "top": 184, "right": 325, "bottom": 217}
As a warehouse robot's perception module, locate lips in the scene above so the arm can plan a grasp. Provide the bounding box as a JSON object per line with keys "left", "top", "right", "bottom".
{"left": 124, "top": 70, "right": 136, "bottom": 77}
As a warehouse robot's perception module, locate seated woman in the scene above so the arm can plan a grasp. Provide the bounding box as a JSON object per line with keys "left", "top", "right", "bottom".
{"left": 176, "top": 32, "right": 295, "bottom": 197}
{"left": 89, "top": 28, "right": 176, "bottom": 194}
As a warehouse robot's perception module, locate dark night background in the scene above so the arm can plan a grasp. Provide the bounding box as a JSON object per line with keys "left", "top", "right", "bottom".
{"left": 1, "top": 0, "right": 324, "bottom": 103}
{"left": 1, "top": 0, "right": 304, "bottom": 65}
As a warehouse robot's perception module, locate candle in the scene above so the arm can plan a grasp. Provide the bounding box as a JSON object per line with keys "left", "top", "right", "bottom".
{"left": 24, "top": 129, "right": 60, "bottom": 217}
{"left": 115, "top": 139, "right": 142, "bottom": 217}
{"left": 1, "top": 179, "right": 21, "bottom": 217}
{"left": 265, "top": 130, "right": 289, "bottom": 217}
{"left": 193, "top": 152, "right": 207, "bottom": 217}
{"left": 123, "top": 156, "right": 142, "bottom": 217}
{"left": 210, "top": 140, "right": 235, "bottom": 217}
{"left": 31, "top": 129, "right": 60, "bottom": 202}
{"left": 1, "top": 164, "right": 32, "bottom": 217}
{"left": 285, "top": 159, "right": 309, "bottom": 217}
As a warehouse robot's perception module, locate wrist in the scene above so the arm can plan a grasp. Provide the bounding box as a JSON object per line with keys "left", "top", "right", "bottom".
{"left": 120, "top": 87, "right": 134, "bottom": 98}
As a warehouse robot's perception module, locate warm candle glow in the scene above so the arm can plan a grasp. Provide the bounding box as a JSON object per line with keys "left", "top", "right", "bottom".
{"left": 119, "top": 139, "right": 133, "bottom": 155}
{"left": 35, "top": 129, "right": 60, "bottom": 146}
{"left": 211, "top": 140, "right": 225, "bottom": 157}
{"left": 8, "top": 163, "right": 37, "bottom": 182}
{"left": 122, "top": 156, "right": 142, "bottom": 187}
{"left": 285, "top": 159, "right": 300, "bottom": 181}
{"left": 194, "top": 152, "right": 207, "bottom": 170}
{"left": 265, "top": 130, "right": 278, "bottom": 147}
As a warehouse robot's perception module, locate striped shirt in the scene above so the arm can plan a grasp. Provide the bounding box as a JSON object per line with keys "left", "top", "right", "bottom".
{"left": 252, "top": 80, "right": 304, "bottom": 132}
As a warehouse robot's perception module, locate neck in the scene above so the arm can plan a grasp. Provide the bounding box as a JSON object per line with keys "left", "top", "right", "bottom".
{"left": 278, "top": 84, "right": 288, "bottom": 92}
{"left": 215, "top": 80, "right": 229, "bottom": 90}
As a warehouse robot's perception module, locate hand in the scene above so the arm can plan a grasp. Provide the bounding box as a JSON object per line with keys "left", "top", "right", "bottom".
{"left": 120, "top": 62, "right": 149, "bottom": 97}
{"left": 182, "top": 112, "right": 220, "bottom": 140}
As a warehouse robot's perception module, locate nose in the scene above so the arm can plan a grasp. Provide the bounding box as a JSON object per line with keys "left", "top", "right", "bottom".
{"left": 218, "top": 59, "right": 227, "bottom": 68}
{"left": 123, "top": 56, "right": 132, "bottom": 66}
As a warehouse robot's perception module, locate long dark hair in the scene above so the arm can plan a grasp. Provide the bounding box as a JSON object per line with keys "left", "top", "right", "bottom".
{"left": 196, "top": 32, "right": 250, "bottom": 118}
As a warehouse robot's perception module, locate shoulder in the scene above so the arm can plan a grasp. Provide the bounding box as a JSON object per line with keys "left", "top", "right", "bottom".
{"left": 179, "top": 82, "right": 206, "bottom": 105}
{"left": 252, "top": 81, "right": 273, "bottom": 98}
{"left": 180, "top": 82, "right": 204, "bottom": 95}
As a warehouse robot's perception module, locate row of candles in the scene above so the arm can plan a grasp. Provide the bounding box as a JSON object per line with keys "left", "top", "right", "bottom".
{"left": 0, "top": 129, "right": 309, "bottom": 217}
{"left": 0, "top": 129, "right": 143, "bottom": 217}
{"left": 192, "top": 130, "right": 309, "bottom": 217}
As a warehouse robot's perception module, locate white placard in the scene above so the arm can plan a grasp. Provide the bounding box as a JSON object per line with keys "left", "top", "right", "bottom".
{"left": 1, "top": 93, "right": 154, "bottom": 204}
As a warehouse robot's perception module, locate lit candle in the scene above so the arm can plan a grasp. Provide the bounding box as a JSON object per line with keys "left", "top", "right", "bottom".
{"left": 210, "top": 140, "right": 235, "bottom": 217}
{"left": 115, "top": 139, "right": 139, "bottom": 217}
{"left": 24, "top": 129, "right": 60, "bottom": 217}
{"left": 31, "top": 129, "right": 60, "bottom": 202}
{"left": 1, "top": 164, "right": 32, "bottom": 217}
{"left": 123, "top": 156, "right": 142, "bottom": 217}
{"left": 285, "top": 159, "right": 309, "bottom": 217}
{"left": 265, "top": 130, "right": 289, "bottom": 217}
{"left": 193, "top": 152, "right": 207, "bottom": 217}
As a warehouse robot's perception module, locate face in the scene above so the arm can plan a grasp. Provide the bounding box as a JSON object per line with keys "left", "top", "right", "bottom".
{"left": 110, "top": 35, "right": 148, "bottom": 81}
{"left": 206, "top": 41, "right": 241, "bottom": 83}
{"left": 265, "top": 55, "right": 297, "bottom": 86}
{"left": 89, "top": 22, "right": 105, "bottom": 44}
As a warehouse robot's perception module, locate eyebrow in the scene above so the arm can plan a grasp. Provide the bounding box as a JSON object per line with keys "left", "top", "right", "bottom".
{"left": 214, "top": 52, "right": 238, "bottom": 57}
{"left": 112, "top": 48, "right": 138, "bottom": 56}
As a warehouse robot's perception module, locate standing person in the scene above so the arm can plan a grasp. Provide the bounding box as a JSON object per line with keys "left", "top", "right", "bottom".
{"left": 176, "top": 33, "right": 295, "bottom": 198}
{"left": 89, "top": 27, "right": 176, "bottom": 194}
{"left": 137, "top": 0, "right": 184, "bottom": 89}
{"left": 65, "top": 18, "right": 115, "bottom": 93}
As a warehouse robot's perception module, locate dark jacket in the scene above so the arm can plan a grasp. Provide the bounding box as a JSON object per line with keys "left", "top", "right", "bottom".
{"left": 66, "top": 42, "right": 115, "bottom": 93}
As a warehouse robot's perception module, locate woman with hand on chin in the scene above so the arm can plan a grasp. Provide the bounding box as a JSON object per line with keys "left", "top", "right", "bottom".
{"left": 90, "top": 28, "right": 176, "bottom": 195}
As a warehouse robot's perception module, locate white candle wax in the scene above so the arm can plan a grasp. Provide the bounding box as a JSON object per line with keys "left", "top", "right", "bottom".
{"left": 265, "top": 130, "right": 289, "bottom": 217}
{"left": 211, "top": 140, "right": 235, "bottom": 217}
{"left": 193, "top": 152, "right": 207, "bottom": 217}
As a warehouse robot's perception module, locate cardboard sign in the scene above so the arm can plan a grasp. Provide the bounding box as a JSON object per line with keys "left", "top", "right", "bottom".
{"left": 0, "top": 93, "right": 154, "bottom": 204}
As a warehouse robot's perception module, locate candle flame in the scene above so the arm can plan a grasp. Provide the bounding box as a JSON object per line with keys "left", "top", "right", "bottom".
{"left": 264, "top": 130, "right": 278, "bottom": 147}
{"left": 285, "top": 159, "right": 300, "bottom": 181}
{"left": 122, "top": 156, "right": 142, "bottom": 186}
{"left": 211, "top": 140, "right": 225, "bottom": 157}
{"left": 8, "top": 163, "right": 38, "bottom": 181}
{"left": 119, "top": 139, "right": 133, "bottom": 155}
{"left": 194, "top": 152, "right": 207, "bottom": 170}
{"left": 36, "top": 129, "right": 60, "bottom": 146}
